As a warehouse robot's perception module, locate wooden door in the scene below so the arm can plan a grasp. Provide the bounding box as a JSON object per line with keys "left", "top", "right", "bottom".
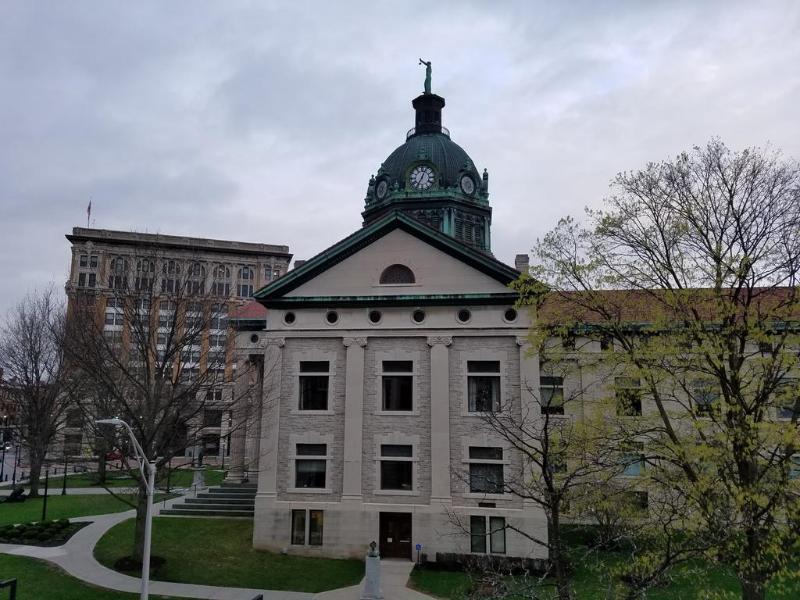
{"left": 379, "top": 512, "right": 412, "bottom": 559}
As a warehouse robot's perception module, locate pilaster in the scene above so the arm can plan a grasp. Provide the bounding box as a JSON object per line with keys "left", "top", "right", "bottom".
{"left": 342, "top": 337, "right": 367, "bottom": 501}
{"left": 517, "top": 335, "right": 540, "bottom": 508}
{"left": 257, "top": 337, "right": 285, "bottom": 497}
{"left": 428, "top": 335, "right": 452, "bottom": 502}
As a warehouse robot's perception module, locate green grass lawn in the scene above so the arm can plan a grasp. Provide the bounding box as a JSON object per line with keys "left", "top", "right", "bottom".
{"left": 94, "top": 517, "right": 364, "bottom": 593}
{"left": 0, "top": 554, "right": 175, "bottom": 599}
{"left": 55, "top": 466, "right": 225, "bottom": 490}
{"left": 0, "top": 493, "right": 173, "bottom": 527}
{"left": 410, "top": 548, "right": 800, "bottom": 599}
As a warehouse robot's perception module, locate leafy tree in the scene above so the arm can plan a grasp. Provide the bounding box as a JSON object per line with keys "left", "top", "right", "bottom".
{"left": 519, "top": 140, "right": 800, "bottom": 600}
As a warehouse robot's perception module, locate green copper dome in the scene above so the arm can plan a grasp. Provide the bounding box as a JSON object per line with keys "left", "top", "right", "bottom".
{"left": 362, "top": 89, "right": 493, "bottom": 253}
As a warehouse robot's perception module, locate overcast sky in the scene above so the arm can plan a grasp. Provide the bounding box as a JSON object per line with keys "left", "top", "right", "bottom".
{"left": 1, "top": 1, "right": 799, "bottom": 315}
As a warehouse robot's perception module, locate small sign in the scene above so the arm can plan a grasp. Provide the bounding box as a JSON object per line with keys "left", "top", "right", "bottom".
{"left": 415, "top": 543, "right": 422, "bottom": 551}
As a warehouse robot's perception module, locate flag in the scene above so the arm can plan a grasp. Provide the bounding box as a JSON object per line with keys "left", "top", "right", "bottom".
{"left": 87, "top": 200, "right": 92, "bottom": 217}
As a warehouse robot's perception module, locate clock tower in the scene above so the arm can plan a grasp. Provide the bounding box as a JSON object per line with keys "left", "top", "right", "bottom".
{"left": 362, "top": 84, "right": 493, "bottom": 253}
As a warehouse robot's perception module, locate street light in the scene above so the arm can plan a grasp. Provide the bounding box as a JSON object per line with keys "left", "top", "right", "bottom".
{"left": 96, "top": 418, "right": 155, "bottom": 600}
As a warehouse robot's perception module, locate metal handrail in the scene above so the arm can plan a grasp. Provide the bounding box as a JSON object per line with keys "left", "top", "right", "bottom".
{"left": 406, "top": 126, "right": 450, "bottom": 140}
{"left": 0, "top": 578, "right": 17, "bottom": 599}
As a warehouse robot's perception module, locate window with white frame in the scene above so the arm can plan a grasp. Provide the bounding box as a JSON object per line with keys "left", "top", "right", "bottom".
{"left": 103, "top": 329, "right": 123, "bottom": 347}
{"left": 108, "top": 256, "right": 128, "bottom": 290}
{"left": 135, "top": 259, "right": 155, "bottom": 291}
{"left": 187, "top": 262, "right": 206, "bottom": 295}
{"left": 161, "top": 260, "right": 181, "bottom": 294}
{"left": 379, "top": 444, "right": 413, "bottom": 491}
{"left": 104, "top": 298, "right": 124, "bottom": 326}
{"left": 621, "top": 442, "right": 645, "bottom": 476}
{"left": 294, "top": 443, "right": 327, "bottom": 488}
{"left": 692, "top": 380, "right": 719, "bottom": 416}
{"left": 77, "top": 272, "right": 97, "bottom": 288}
{"left": 467, "top": 361, "right": 501, "bottom": 412}
{"left": 381, "top": 361, "right": 413, "bottom": 411}
{"left": 210, "top": 304, "right": 227, "bottom": 330}
{"left": 299, "top": 361, "right": 329, "bottom": 411}
{"left": 291, "top": 509, "right": 324, "bottom": 546}
{"left": 158, "top": 301, "right": 176, "bottom": 329}
{"left": 540, "top": 375, "right": 564, "bottom": 415}
{"left": 211, "top": 265, "right": 231, "bottom": 297}
{"left": 468, "top": 446, "right": 504, "bottom": 494}
{"left": 209, "top": 333, "right": 226, "bottom": 349}
{"left": 237, "top": 266, "right": 254, "bottom": 298}
{"left": 470, "top": 515, "right": 506, "bottom": 554}
{"left": 184, "top": 302, "right": 203, "bottom": 331}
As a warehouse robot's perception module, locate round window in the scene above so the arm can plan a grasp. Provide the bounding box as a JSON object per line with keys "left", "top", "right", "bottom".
{"left": 504, "top": 308, "right": 518, "bottom": 322}
{"left": 412, "top": 309, "right": 426, "bottom": 324}
{"left": 249, "top": 334, "right": 259, "bottom": 344}
{"left": 457, "top": 308, "right": 471, "bottom": 323}
{"left": 284, "top": 312, "right": 296, "bottom": 325}
{"left": 326, "top": 310, "right": 339, "bottom": 325}
{"left": 368, "top": 310, "right": 382, "bottom": 324}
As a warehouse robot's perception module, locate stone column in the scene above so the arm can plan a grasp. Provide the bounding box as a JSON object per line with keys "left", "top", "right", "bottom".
{"left": 246, "top": 354, "right": 265, "bottom": 481}
{"left": 226, "top": 353, "right": 252, "bottom": 483}
{"left": 257, "top": 338, "right": 284, "bottom": 497}
{"left": 342, "top": 337, "right": 367, "bottom": 500}
{"left": 427, "top": 336, "right": 452, "bottom": 502}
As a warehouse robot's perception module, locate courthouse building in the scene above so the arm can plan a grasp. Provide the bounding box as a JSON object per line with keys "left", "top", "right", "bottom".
{"left": 227, "top": 83, "right": 548, "bottom": 560}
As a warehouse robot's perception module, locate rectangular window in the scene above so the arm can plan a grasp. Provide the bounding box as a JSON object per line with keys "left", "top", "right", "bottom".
{"left": 209, "top": 334, "right": 226, "bottom": 348}
{"left": 616, "top": 377, "right": 642, "bottom": 416}
{"left": 291, "top": 509, "right": 306, "bottom": 545}
{"left": 79, "top": 254, "right": 88, "bottom": 267}
{"left": 89, "top": 255, "right": 98, "bottom": 268}
{"left": 540, "top": 376, "right": 564, "bottom": 415}
{"left": 291, "top": 509, "right": 324, "bottom": 546}
{"left": 468, "top": 446, "right": 504, "bottom": 494}
{"left": 467, "top": 360, "right": 501, "bottom": 412}
{"left": 295, "top": 444, "right": 327, "bottom": 488}
{"left": 790, "top": 455, "right": 800, "bottom": 480}
{"left": 203, "top": 409, "right": 223, "bottom": 428}
{"left": 299, "top": 361, "right": 329, "bottom": 411}
{"left": 470, "top": 516, "right": 506, "bottom": 554}
{"left": 380, "top": 444, "right": 413, "bottom": 491}
{"left": 88, "top": 273, "right": 96, "bottom": 288}
{"left": 78, "top": 273, "right": 86, "bottom": 287}
{"left": 692, "top": 381, "right": 719, "bottom": 416}
{"left": 776, "top": 378, "right": 798, "bottom": 419}
{"left": 470, "top": 515, "right": 486, "bottom": 553}
{"left": 621, "top": 442, "right": 645, "bottom": 476}
{"left": 382, "top": 360, "right": 413, "bottom": 411}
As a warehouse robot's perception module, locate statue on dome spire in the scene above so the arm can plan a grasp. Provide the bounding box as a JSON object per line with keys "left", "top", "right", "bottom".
{"left": 419, "top": 58, "right": 432, "bottom": 94}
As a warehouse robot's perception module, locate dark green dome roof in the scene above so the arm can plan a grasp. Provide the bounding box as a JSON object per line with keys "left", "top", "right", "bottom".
{"left": 378, "top": 131, "right": 482, "bottom": 191}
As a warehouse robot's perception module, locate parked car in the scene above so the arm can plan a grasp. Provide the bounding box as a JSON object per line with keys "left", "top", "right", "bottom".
{"left": 3, "top": 442, "right": 12, "bottom": 452}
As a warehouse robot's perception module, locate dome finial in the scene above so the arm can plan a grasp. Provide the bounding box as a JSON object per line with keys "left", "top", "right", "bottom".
{"left": 419, "top": 58, "right": 432, "bottom": 94}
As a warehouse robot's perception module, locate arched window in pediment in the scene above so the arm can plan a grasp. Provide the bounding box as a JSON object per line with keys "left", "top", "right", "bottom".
{"left": 379, "top": 264, "right": 415, "bottom": 285}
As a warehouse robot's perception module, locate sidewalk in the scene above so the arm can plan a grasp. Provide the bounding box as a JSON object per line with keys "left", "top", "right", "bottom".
{"left": 0, "top": 494, "right": 435, "bottom": 600}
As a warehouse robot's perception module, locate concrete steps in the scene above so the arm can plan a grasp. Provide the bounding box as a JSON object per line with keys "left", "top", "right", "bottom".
{"left": 161, "top": 481, "right": 256, "bottom": 518}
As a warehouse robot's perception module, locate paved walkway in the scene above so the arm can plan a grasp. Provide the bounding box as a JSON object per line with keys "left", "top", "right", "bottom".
{"left": 0, "top": 495, "right": 434, "bottom": 600}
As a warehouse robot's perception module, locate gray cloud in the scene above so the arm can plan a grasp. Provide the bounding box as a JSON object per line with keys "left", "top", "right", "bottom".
{"left": 1, "top": 0, "right": 799, "bottom": 315}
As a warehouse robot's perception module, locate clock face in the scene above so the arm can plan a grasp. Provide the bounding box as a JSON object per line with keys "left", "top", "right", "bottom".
{"left": 409, "top": 165, "right": 435, "bottom": 190}
{"left": 375, "top": 179, "right": 388, "bottom": 199}
{"left": 460, "top": 175, "right": 475, "bottom": 195}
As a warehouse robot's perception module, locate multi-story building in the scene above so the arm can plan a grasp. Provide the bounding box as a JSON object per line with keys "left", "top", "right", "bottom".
{"left": 63, "top": 228, "right": 291, "bottom": 461}
{"left": 226, "top": 82, "right": 549, "bottom": 561}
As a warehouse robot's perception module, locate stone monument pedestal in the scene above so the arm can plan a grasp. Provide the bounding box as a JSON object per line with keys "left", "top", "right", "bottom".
{"left": 361, "top": 542, "right": 383, "bottom": 600}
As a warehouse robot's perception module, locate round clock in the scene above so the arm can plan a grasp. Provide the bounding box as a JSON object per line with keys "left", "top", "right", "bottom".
{"left": 460, "top": 175, "right": 475, "bottom": 195}
{"left": 375, "top": 179, "right": 388, "bottom": 199}
{"left": 409, "top": 165, "right": 435, "bottom": 190}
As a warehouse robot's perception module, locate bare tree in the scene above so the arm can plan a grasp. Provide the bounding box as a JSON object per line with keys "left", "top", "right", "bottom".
{"left": 0, "top": 287, "right": 77, "bottom": 497}
{"left": 64, "top": 251, "right": 261, "bottom": 564}
{"left": 522, "top": 140, "right": 800, "bottom": 600}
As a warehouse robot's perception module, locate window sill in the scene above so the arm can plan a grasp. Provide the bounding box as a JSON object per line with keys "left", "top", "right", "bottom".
{"left": 376, "top": 410, "right": 419, "bottom": 417}
{"left": 460, "top": 411, "right": 509, "bottom": 418}
{"left": 463, "top": 493, "right": 511, "bottom": 500}
{"left": 290, "top": 410, "right": 335, "bottom": 416}
{"left": 373, "top": 489, "right": 419, "bottom": 496}
{"left": 287, "top": 488, "right": 332, "bottom": 494}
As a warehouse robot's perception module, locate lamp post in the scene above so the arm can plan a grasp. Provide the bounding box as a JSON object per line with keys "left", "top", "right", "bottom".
{"left": 96, "top": 418, "right": 155, "bottom": 600}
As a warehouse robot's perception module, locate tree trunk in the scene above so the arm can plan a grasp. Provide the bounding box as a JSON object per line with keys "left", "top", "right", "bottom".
{"left": 27, "top": 455, "right": 43, "bottom": 497}
{"left": 740, "top": 579, "right": 765, "bottom": 600}
{"left": 548, "top": 512, "right": 572, "bottom": 600}
{"left": 97, "top": 452, "right": 107, "bottom": 485}
{"left": 132, "top": 480, "right": 148, "bottom": 564}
